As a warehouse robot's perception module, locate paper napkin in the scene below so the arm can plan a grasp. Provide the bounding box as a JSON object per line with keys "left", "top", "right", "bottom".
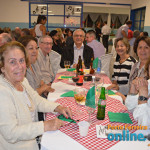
{"left": 67, "top": 68, "right": 76, "bottom": 72}
{"left": 57, "top": 114, "right": 76, "bottom": 123}
{"left": 60, "top": 90, "right": 74, "bottom": 97}
{"left": 85, "top": 86, "right": 96, "bottom": 108}
{"left": 108, "top": 111, "right": 133, "bottom": 124}
{"left": 58, "top": 76, "right": 74, "bottom": 79}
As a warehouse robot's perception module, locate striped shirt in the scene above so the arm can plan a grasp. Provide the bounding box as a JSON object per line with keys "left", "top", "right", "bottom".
{"left": 112, "top": 56, "right": 136, "bottom": 95}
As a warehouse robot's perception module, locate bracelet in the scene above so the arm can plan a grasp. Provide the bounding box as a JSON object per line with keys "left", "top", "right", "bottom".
{"left": 138, "top": 96, "right": 148, "bottom": 101}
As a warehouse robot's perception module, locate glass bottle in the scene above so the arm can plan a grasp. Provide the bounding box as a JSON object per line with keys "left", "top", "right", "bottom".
{"left": 97, "top": 87, "right": 106, "bottom": 120}
{"left": 76, "top": 56, "right": 84, "bottom": 86}
{"left": 90, "top": 57, "right": 95, "bottom": 74}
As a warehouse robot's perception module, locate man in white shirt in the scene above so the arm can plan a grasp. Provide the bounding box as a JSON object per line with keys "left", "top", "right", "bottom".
{"left": 101, "top": 21, "right": 111, "bottom": 53}
{"left": 86, "top": 30, "right": 105, "bottom": 59}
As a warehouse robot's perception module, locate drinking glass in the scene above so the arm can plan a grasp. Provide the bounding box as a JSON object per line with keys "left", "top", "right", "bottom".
{"left": 85, "top": 105, "right": 95, "bottom": 123}
{"left": 74, "top": 87, "right": 86, "bottom": 117}
{"left": 64, "top": 61, "right": 71, "bottom": 69}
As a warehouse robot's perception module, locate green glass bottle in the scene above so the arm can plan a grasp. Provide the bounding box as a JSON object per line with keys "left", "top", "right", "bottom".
{"left": 97, "top": 87, "right": 106, "bottom": 120}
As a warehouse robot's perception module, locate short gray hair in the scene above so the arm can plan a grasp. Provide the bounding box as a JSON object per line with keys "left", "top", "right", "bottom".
{"left": 73, "top": 29, "right": 85, "bottom": 37}
{"left": 39, "top": 35, "right": 53, "bottom": 43}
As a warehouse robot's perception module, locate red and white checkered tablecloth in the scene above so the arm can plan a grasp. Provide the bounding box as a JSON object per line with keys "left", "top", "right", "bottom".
{"left": 46, "top": 71, "right": 138, "bottom": 150}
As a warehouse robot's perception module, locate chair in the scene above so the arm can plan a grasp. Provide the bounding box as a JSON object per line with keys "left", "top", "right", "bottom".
{"left": 111, "top": 38, "right": 117, "bottom": 58}
{"left": 100, "top": 53, "right": 113, "bottom": 78}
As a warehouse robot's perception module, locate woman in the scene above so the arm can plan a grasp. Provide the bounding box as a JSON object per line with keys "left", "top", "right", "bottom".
{"left": 107, "top": 38, "right": 136, "bottom": 95}
{"left": 95, "top": 22, "right": 101, "bottom": 41}
{"left": 0, "top": 41, "right": 72, "bottom": 150}
{"left": 129, "top": 36, "right": 150, "bottom": 85}
{"left": 49, "top": 30, "right": 63, "bottom": 55}
{"left": 125, "top": 57, "right": 150, "bottom": 127}
{"left": 34, "top": 15, "right": 47, "bottom": 42}
{"left": 19, "top": 35, "right": 54, "bottom": 97}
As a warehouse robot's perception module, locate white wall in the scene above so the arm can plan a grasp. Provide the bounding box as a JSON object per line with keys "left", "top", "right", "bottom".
{"left": 0, "top": 0, "right": 28, "bottom": 22}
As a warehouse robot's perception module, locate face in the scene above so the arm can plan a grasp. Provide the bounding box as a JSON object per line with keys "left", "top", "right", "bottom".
{"left": 39, "top": 37, "right": 53, "bottom": 56}
{"left": 137, "top": 40, "right": 150, "bottom": 61}
{"left": 42, "top": 19, "right": 47, "bottom": 25}
{"left": 115, "top": 40, "right": 128, "bottom": 56}
{"left": 73, "top": 30, "right": 85, "bottom": 46}
{"left": 26, "top": 40, "right": 38, "bottom": 64}
{"left": 85, "top": 33, "right": 93, "bottom": 43}
{"left": 53, "top": 33, "right": 59, "bottom": 41}
{"left": 68, "top": 31, "right": 72, "bottom": 37}
{"left": 1, "top": 48, "right": 26, "bottom": 86}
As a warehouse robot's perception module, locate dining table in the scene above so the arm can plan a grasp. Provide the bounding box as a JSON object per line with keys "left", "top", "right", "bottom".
{"left": 41, "top": 69, "right": 150, "bottom": 150}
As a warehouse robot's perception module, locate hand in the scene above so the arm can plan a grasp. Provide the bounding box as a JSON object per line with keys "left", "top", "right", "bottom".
{"left": 72, "top": 64, "right": 77, "bottom": 68}
{"left": 54, "top": 105, "right": 72, "bottom": 119}
{"left": 138, "top": 78, "right": 148, "bottom": 98}
{"left": 115, "top": 92, "right": 126, "bottom": 102}
{"left": 47, "top": 87, "right": 55, "bottom": 93}
{"left": 44, "top": 118, "right": 64, "bottom": 132}
{"left": 107, "top": 84, "right": 119, "bottom": 90}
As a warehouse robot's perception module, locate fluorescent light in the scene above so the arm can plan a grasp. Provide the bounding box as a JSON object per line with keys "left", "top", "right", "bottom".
{"left": 75, "top": 6, "right": 81, "bottom": 8}
{"left": 38, "top": 5, "right": 47, "bottom": 7}
{"left": 48, "top": 11, "right": 52, "bottom": 12}
{"left": 74, "top": 12, "right": 81, "bottom": 13}
{"left": 48, "top": 14, "right": 54, "bottom": 15}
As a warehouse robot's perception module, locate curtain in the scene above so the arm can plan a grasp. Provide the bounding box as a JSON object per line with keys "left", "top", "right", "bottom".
{"left": 101, "top": 13, "right": 108, "bottom": 22}
{"left": 118, "top": 14, "right": 128, "bottom": 25}
{"left": 111, "top": 14, "right": 118, "bottom": 25}
{"left": 83, "top": 13, "right": 89, "bottom": 22}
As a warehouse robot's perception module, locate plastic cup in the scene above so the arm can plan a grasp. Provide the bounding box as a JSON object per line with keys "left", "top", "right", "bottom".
{"left": 78, "top": 121, "right": 90, "bottom": 137}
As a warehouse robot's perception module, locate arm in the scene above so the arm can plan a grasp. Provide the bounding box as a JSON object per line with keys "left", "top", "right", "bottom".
{"left": 121, "top": 30, "right": 128, "bottom": 38}
{"left": 40, "top": 25, "right": 46, "bottom": 36}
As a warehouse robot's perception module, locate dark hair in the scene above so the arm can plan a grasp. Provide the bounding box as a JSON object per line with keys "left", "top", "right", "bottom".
{"left": 133, "top": 36, "right": 150, "bottom": 55}
{"left": 104, "top": 21, "right": 107, "bottom": 24}
{"left": 0, "top": 41, "right": 29, "bottom": 74}
{"left": 21, "top": 28, "right": 31, "bottom": 36}
{"left": 37, "top": 15, "right": 47, "bottom": 24}
{"left": 126, "top": 20, "right": 132, "bottom": 25}
{"left": 49, "top": 30, "right": 58, "bottom": 38}
{"left": 10, "top": 30, "right": 21, "bottom": 41}
{"left": 114, "top": 38, "right": 130, "bottom": 53}
{"left": 18, "top": 35, "right": 37, "bottom": 47}
{"left": 143, "top": 32, "right": 149, "bottom": 37}
{"left": 133, "top": 30, "right": 140, "bottom": 38}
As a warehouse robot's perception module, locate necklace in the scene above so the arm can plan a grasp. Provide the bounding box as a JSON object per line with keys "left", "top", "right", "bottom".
{"left": 3, "top": 76, "right": 35, "bottom": 113}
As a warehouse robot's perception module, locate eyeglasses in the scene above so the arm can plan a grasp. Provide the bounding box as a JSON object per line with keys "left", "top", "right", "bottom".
{"left": 41, "top": 42, "right": 53, "bottom": 46}
{"left": 74, "top": 35, "right": 84, "bottom": 38}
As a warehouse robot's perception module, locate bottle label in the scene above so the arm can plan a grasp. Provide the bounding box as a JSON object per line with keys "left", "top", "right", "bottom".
{"left": 101, "top": 100, "right": 106, "bottom": 106}
{"left": 78, "top": 75, "right": 84, "bottom": 83}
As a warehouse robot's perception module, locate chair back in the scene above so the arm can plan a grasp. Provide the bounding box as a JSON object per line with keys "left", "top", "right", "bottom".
{"left": 100, "top": 53, "right": 113, "bottom": 78}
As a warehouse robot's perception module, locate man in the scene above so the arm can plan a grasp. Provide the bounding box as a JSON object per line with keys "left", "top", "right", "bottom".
{"left": 61, "top": 29, "right": 94, "bottom": 68}
{"left": 0, "top": 33, "right": 12, "bottom": 47}
{"left": 85, "top": 30, "right": 105, "bottom": 58}
{"left": 101, "top": 21, "right": 111, "bottom": 53}
{"left": 33, "top": 35, "right": 61, "bottom": 85}
{"left": 115, "top": 20, "right": 132, "bottom": 39}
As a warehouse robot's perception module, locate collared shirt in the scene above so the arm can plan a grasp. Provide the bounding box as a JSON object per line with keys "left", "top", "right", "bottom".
{"left": 73, "top": 43, "right": 84, "bottom": 64}
{"left": 33, "top": 48, "right": 54, "bottom": 84}
{"left": 87, "top": 40, "right": 105, "bottom": 59}
{"left": 101, "top": 24, "right": 111, "bottom": 35}
{"left": 116, "top": 24, "right": 129, "bottom": 38}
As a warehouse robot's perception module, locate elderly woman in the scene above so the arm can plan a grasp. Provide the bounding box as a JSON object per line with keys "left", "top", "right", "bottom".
{"left": 19, "top": 36, "right": 54, "bottom": 97}
{"left": 107, "top": 38, "right": 136, "bottom": 95}
{"left": 0, "top": 41, "right": 72, "bottom": 150}
{"left": 129, "top": 36, "right": 150, "bottom": 85}
{"left": 125, "top": 57, "right": 150, "bottom": 127}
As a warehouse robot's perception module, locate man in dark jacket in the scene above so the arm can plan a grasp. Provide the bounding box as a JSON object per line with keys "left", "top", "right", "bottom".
{"left": 60, "top": 29, "right": 94, "bottom": 68}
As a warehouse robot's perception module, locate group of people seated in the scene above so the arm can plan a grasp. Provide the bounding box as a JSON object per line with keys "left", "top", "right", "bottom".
{"left": 0, "top": 17, "right": 150, "bottom": 149}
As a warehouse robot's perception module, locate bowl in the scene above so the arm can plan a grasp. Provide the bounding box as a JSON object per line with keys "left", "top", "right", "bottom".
{"left": 84, "top": 75, "right": 92, "bottom": 81}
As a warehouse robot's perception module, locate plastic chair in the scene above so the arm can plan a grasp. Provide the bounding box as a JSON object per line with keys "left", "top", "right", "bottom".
{"left": 100, "top": 53, "right": 113, "bottom": 78}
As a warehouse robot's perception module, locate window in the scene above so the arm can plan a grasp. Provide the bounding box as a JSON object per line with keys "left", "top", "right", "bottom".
{"left": 29, "top": 2, "right": 82, "bottom": 31}
{"left": 131, "top": 7, "right": 146, "bottom": 31}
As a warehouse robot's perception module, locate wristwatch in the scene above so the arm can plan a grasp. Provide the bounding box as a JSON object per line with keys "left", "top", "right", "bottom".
{"left": 138, "top": 96, "right": 148, "bottom": 101}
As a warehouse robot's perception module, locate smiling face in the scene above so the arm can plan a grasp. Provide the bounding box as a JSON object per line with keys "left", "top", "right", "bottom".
{"left": 1, "top": 48, "right": 26, "bottom": 86}
{"left": 85, "top": 33, "right": 94, "bottom": 43}
{"left": 73, "top": 30, "right": 85, "bottom": 46}
{"left": 115, "top": 40, "right": 128, "bottom": 56}
{"left": 26, "top": 40, "right": 38, "bottom": 64}
{"left": 137, "top": 40, "right": 150, "bottom": 62}
{"left": 39, "top": 37, "right": 53, "bottom": 56}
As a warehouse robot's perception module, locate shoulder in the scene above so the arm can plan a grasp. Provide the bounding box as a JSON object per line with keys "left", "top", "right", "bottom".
{"left": 84, "top": 44, "right": 93, "bottom": 51}
{"left": 128, "top": 56, "right": 136, "bottom": 63}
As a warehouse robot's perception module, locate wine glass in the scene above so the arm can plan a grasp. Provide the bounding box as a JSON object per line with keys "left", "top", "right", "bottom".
{"left": 64, "top": 61, "right": 71, "bottom": 70}
{"left": 85, "top": 105, "right": 95, "bottom": 123}
{"left": 74, "top": 87, "right": 86, "bottom": 117}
